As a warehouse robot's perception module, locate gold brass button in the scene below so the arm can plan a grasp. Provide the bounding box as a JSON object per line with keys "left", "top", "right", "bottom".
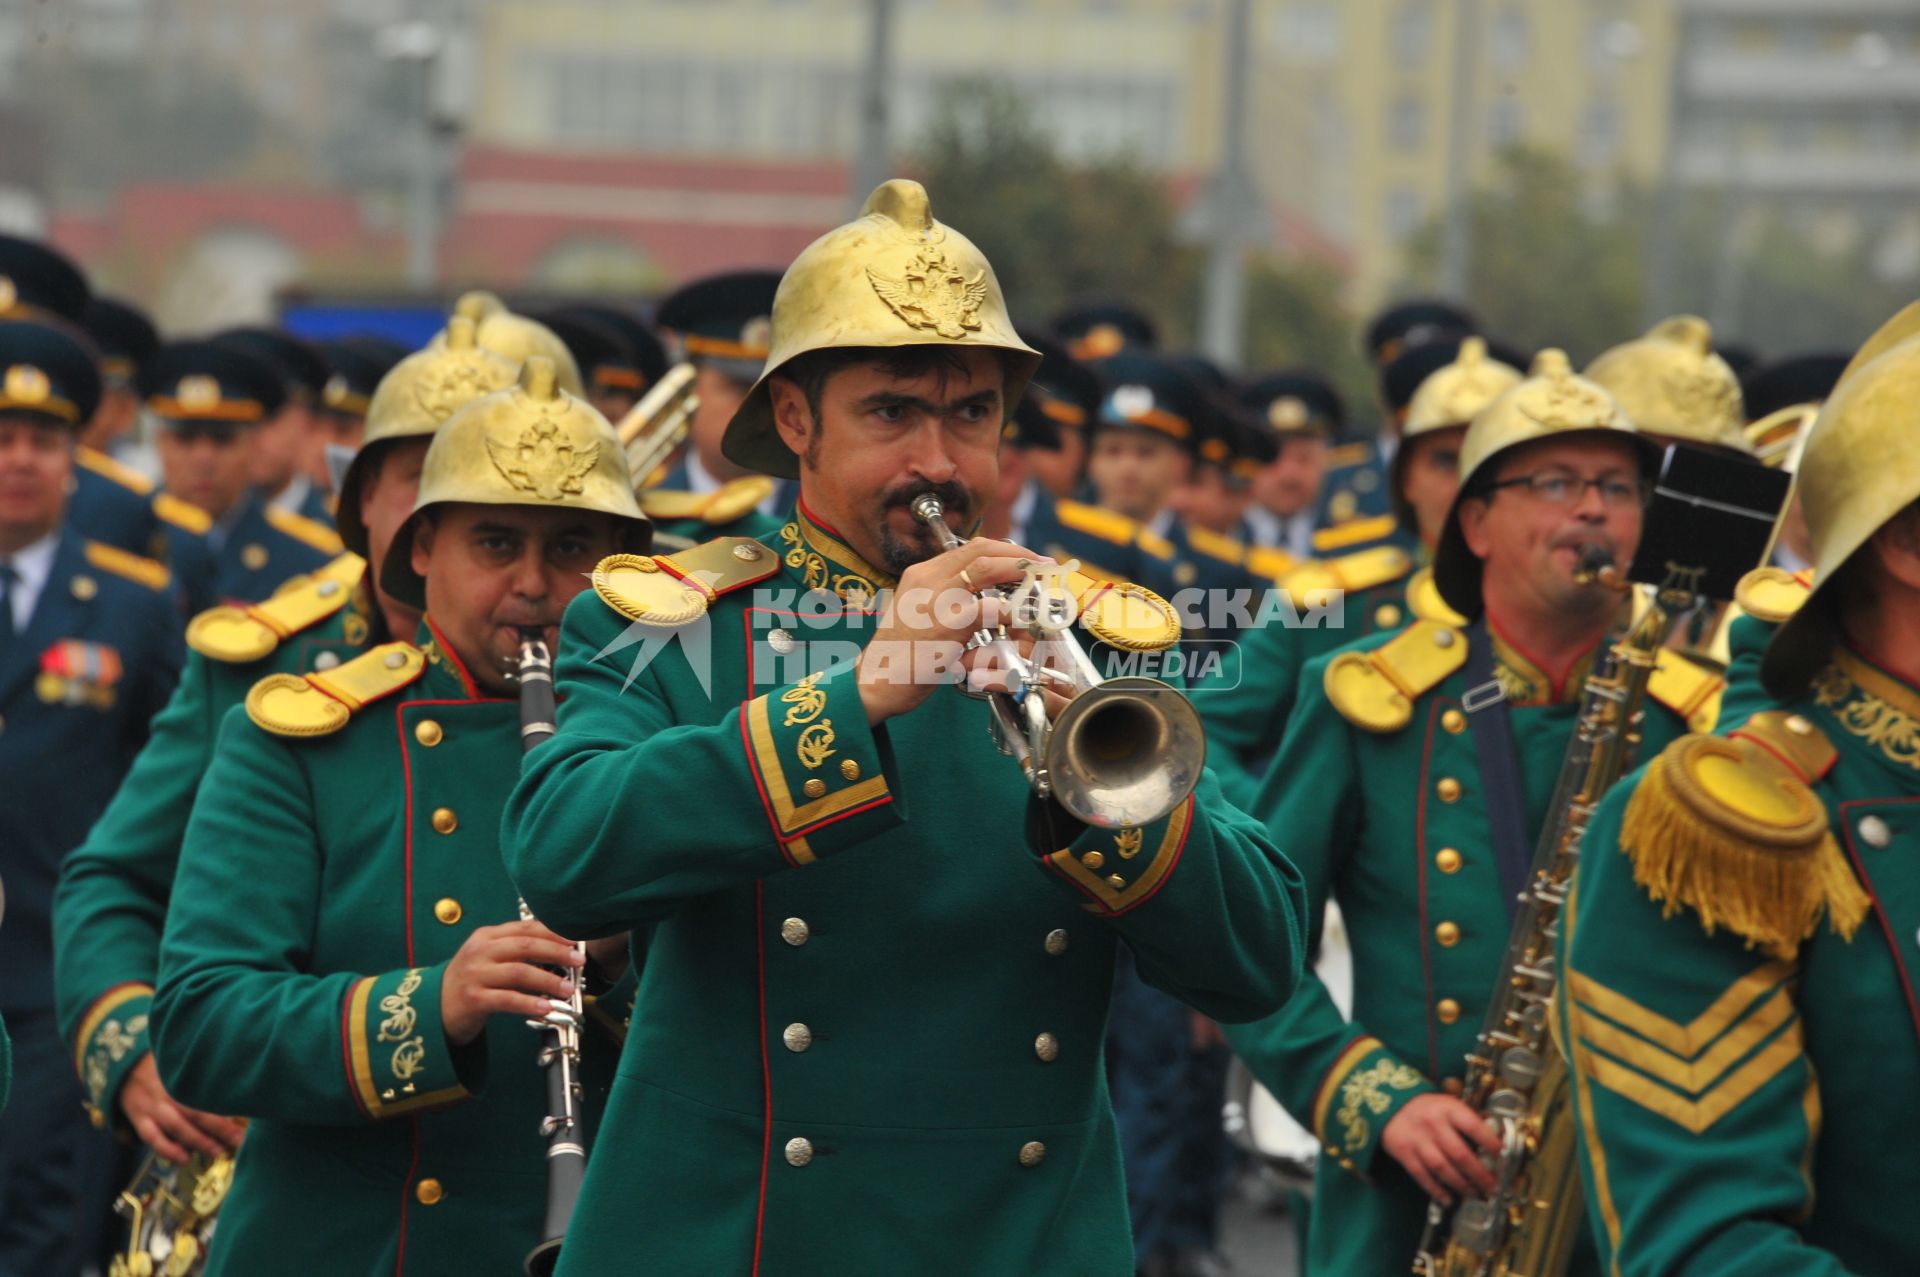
{"left": 784, "top": 1137, "right": 814, "bottom": 1167}
{"left": 1107, "top": 874, "right": 1126, "bottom": 889}
{"left": 415, "top": 1178, "right": 443, "bottom": 1205}
{"left": 1436, "top": 998, "right": 1461, "bottom": 1024}
{"left": 1034, "top": 1032, "right": 1059, "bottom": 1063}
{"left": 433, "top": 898, "right": 462, "bottom": 926}
{"left": 1018, "top": 1141, "right": 1047, "bottom": 1168}
{"left": 1435, "top": 848, "right": 1463, "bottom": 874}
{"left": 1436, "top": 777, "right": 1462, "bottom": 803}
{"left": 1044, "top": 929, "right": 1069, "bottom": 957}
{"left": 803, "top": 778, "right": 827, "bottom": 799}
{"left": 414, "top": 719, "right": 443, "bottom": 747}
{"left": 1441, "top": 709, "right": 1466, "bottom": 735}
{"left": 1081, "top": 850, "right": 1105, "bottom": 870}
{"left": 781, "top": 917, "right": 810, "bottom": 947}
{"left": 241, "top": 544, "right": 268, "bottom": 571}
{"left": 70, "top": 574, "right": 98, "bottom": 601}
{"left": 783, "top": 1023, "right": 813, "bottom": 1053}
{"left": 1435, "top": 921, "right": 1461, "bottom": 947}
{"left": 1785, "top": 714, "right": 1813, "bottom": 736}
{"left": 839, "top": 759, "right": 860, "bottom": 781}
{"left": 384, "top": 650, "right": 409, "bottom": 669}
{"left": 1859, "top": 815, "right": 1892, "bottom": 849}
{"left": 431, "top": 807, "right": 457, "bottom": 835}
{"left": 1374, "top": 603, "right": 1402, "bottom": 629}
{"left": 312, "top": 650, "right": 341, "bottom": 672}
{"left": 767, "top": 628, "right": 796, "bottom": 654}
{"left": 733, "top": 542, "right": 762, "bottom": 561}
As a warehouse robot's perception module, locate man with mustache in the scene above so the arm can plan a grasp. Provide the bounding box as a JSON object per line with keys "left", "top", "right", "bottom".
{"left": 147, "top": 357, "right": 647, "bottom": 1274}
{"left": 1224, "top": 351, "right": 1721, "bottom": 1273}
{"left": 499, "top": 179, "right": 1304, "bottom": 1275}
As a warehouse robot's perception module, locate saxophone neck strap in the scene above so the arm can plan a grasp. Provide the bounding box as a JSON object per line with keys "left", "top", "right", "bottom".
{"left": 1462, "top": 617, "right": 1530, "bottom": 922}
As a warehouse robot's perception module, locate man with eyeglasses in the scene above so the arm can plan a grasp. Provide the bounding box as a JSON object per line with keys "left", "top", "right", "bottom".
{"left": 1222, "top": 351, "right": 1724, "bottom": 1272}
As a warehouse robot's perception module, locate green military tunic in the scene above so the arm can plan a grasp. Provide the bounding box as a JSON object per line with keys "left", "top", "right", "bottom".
{"left": 1223, "top": 618, "right": 1720, "bottom": 1274}
{"left": 501, "top": 506, "right": 1306, "bottom": 1276}
{"left": 1558, "top": 646, "right": 1913, "bottom": 1274}
{"left": 150, "top": 626, "right": 561, "bottom": 1276}
{"left": 53, "top": 553, "right": 376, "bottom": 1124}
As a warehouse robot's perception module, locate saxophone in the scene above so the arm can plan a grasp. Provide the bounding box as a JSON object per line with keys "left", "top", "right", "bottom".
{"left": 1412, "top": 556, "right": 1696, "bottom": 1277}
{"left": 109, "top": 1150, "right": 233, "bottom": 1277}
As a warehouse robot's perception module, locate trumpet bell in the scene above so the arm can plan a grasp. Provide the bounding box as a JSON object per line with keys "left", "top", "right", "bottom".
{"left": 1048, "top": 676, "right": 1206, "bottom": 829}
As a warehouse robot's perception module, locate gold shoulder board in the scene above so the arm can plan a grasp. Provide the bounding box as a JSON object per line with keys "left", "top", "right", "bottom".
{"left": 1185, "top": 525, "right": 1248, "bottom": 567}
{"left": 1405, "top": 566, "right": 1464, "bottom": 626}
{"left": 1065, "top": 571, "right": 1181, "bottom": 653}
{"left": 1325, "top": 544, "right": 1414, "bottom": 593}
{"left": 1324, "top": 441, "right": 1372, "bottom": 469}
{"left": 593, "top": 537, "right": 779, "bottom": 627}
{"left": 264, "top": 506, "right": 346, "bottom": 555}
{"left": 1135, "top": 528, "right": 1175, "bottom": 561}
{"left": 1733, "top": 566, "right": 1813, "bottom": 625}
{"left": 1312, "top": 513, "right": 1398, "bottom": 555}
{"left": 1324, "top": 619, "right": 1467, "bottom": 733}
{"left": 245, "top": 641, "right": 425, "bottom": 739}
{"left": 1620, "top": 713, "right": 1867, "bottom": 957}
{"left": 1054, "top": 499, "right": 1139, "bottom": 548}
{"left": 1244, "top": 545, "right": 1297, "bottom": 582}
{"left": 1648, "top": 650, "right": 1727, "bottom": 734}
{"left": 188, "top": 553, "right": 366, "bottom": 663}
{"left": 82, "top": 541, "right": 170, "bottom": 593}
{"left": 76, "top": 446, "right": 155, "bottom": 495}
{"left": 704, "top": 475, "right": 777, "bottom": 525}
{"left": 153, "top": 492, "right": 213, "bottom": 535}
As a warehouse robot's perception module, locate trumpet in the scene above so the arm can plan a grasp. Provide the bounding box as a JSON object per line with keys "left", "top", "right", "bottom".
{"left": 910, "top": 493, "right": 1204, "bottom": 829}
{"left": 612, "top": 363, "right": 698, "bottom": 496}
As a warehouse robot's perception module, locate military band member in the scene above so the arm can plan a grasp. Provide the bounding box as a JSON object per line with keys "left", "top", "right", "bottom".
{"left": 550, "top": 302, "right": 669, "bottom": 424}
{"left": 1224, "top": 351, "right": 1723, "bottom": 1273}
{"left": 140, "top": 340, "right": 343, "bottom": 602}
{"left": 1237, "top": 371, "right": 1341, "bottom": 561}
{"left": 1557, "top": 303, "right": 1920, "bottom": 1276}
{"left": 0, "top": 318, "right": 182, "bottom": 1277}
{"left": 1054, "top": 299, "right": 1158, "bottom": 362}
{"left": 538, "top": 308, "right": 646, "bottom": 426}
{"left": 149, "top": 357, "right": 647, "bottom": 1274}
{"left": 643, "top": 269, "right": 789, "bottom": 540}
{"left": 53, "top": 319, "right": 517, "bottom": 1169}
{"left": 75, "top": 296, "right": 158, "bottom": 462}
{"left": 312, "top": 335, "right": 408, "bottom": 483}
{"left": 1009, "top": 331, "right": 1094, "bottom": 502}
{"left": 214, "top": 326, "right": 339, "bottom": 529}
{"left": 500, "top": 179, "right": 1303, "bottom": 1275}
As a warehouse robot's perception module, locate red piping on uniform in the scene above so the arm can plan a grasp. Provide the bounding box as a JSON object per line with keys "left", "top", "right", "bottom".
{"left": 1415, "top": 698, "right": 1443, "bottom": 1077}
{"left": 738, "top": 707, "right": 798, "bottom": 866}
{"left": 1838, "top": 797, "right": 1920, "bottom": 1046}
{"left": 1485, "top": 608, "right": 1598, "bottom": 703}
{"left": 787, "top": 795, "right": 893, "bottom": 839}
{"left": 795, "top": 496, "right": 840, "bottom": 539}
{"left": 1111, "top": 796, "right": 1194, "bottom": 916}
{"left": 1731, "top": 727, "right": 1834, "bottom": 784}
{"left": 422, "top": 616, "right": 486, "bottom": 701}
{"left": 751, "top": 879, "right": 773, "bottom": 1273}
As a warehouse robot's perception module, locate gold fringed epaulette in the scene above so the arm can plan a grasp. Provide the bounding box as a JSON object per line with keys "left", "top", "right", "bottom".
{"left": 1324, "top": 619, "right": 1466, "bottom": 733}
{"left": 1648, "top": 649, "right": 1727, "bottom": 734}
{"left": 82, "top": 541, "right": 170, "bottom": 593}
{"left": 592, "top": 536, "right": 779, "bottom": 628}
{"left": 188, "top": 552, "right": 367, "bottom": 663}
{"left": 245, "top": 641, "right": 425, "bottom": 738}
{"left": 1618, "top": 714, "right": 1869, "bottom": 959}
{"left": 1733, "top": 566, "right": 1814, "bottom": 625}
{"left": 1064, "top": 571, "right": 1181, "bottom": 653}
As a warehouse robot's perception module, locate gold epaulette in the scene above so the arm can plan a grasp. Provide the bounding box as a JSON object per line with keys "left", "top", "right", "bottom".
{"left": 1324, "top": 619, "right": 1466, "bottom": 733}
{"left": 153, "top": 492, "right": 212, "bottom": 535}
{"left": 1324, "top": 441, "right": 1373, "bottom": 469}
{"left": 1281, "top": 544, "right": 1414, "bottom": 598}
{"left": 82, "top": 541, "right": 170, "bottom": 592}
{"left": 1245, "top": 545, "right": 1297, "bottom": 582}
{"left": 592, "top": 536, "right": 780, "bottom": 627}
{"left": 639, "top": 476, "right": 777, "bottom": 526}
{"left": 1733, "top": 566, "right": 1814, "bottom": 625}
{"left": 1619, "top": 711, "right": 1869, "bottom": 959}
{"left": 1054, "top": 499, "right": 1139, "bottom": 548}
{"left": 1063, "top": 571, "right": 1181, "bottom": 653}
{"left": 1648, "top": 649, "right": 1726, "bottom": 734}
{"left": 1185, "top": 525, "right": 1247, "bottom": 567}
{"left": 1405, "top": 566, "right": 1463, "bottom": 626}
{"left": 637, "top": 489, "right": 709, "bottom": 521}
{"left": 1312, "top": 513, "right": 1398, "bottom": 555}
{"left": 245, "top": 641, "right": 426, "bottom": 739}
{"left": 187, "top": 552, "right": 368, "bottom": 663}
{"left": 264, "top": 506, "right": 346, "bottom": 555}
{"left": 76, "top": 446, "right": 155, "bottom": 495}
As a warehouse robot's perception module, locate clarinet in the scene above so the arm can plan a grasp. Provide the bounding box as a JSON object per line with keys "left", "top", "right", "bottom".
{"left": 515, "top": 632, "right": 586, "bottom": 1277}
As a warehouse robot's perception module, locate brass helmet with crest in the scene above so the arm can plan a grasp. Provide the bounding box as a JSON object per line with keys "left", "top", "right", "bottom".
{"left": 335, "top": 316, "right": 519, "bottom": 558}
{"left": 1763, "top": 300, "right": 1920, "bottom": 693}
{"left": 431, "top": 291, "right": 585, "bottom": 397}
{"left": 1584, "top": 316, "right": 1752, "bottom": 455}
{"left": 379, "top": 356, "right": 650, "bottom": 608}
{"left": 1432, "top": 349, "right": 1648, "bottom": 617}
{"left": 1392, "top": 336, "right": 1525, "bottom": 534}
{"left": 720, "top": 178, "right": 1042, "bottom": 479}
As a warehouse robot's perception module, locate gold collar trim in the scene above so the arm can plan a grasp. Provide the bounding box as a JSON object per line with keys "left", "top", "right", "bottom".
{"left": 779, "top": 503, "right": 893, "bottom": 603}
{"left": 1489, "top": 626, "right": 1595, "bottom": 708}
{"left": 1812, "top": 647, "right": 1920, "bottom": 772}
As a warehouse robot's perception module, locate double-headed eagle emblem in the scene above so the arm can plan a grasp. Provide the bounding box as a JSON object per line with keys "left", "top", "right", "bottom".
{"left": 867, "top": 246, "right": 988, "bottom": 340}
{"left": 486, "top": 416, "right": 599, "bottom": 501}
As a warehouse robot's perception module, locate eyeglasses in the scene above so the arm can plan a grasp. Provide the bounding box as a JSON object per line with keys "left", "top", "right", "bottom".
{"left": 1482, "top": 470, "right": 1649, "bottom": 509}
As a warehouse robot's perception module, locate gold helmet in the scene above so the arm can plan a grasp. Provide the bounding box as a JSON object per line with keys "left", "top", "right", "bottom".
{"left": 379, "top": 356, "right": 651, "bottom": 609}
{"left": 1763, "top": 301, "right": 1920, "bottom": 693}
{"left": 1391, "top": 336, "right": 1525, "bottom": 528}
{"left": 429, "top": 292, "right": 584, "bottom": 397}
{"left": 720, "top": 178, "right": 1042, "bottom": 479}
{"left": 1584, "top": 315, "right": 1752, "bottom": 455}
{"left": 1433, "top": 349, "right": 1646, "bottom": 616}
{"left": 335, "top": 317, "right": 519, "bottom": 558}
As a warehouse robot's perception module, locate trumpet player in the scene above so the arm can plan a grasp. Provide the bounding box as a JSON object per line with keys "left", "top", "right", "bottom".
{"left": 1223, "top": 353, "right": 1723, "bottom": 1272}
{"left": 499, "top": 179, "right": 1304, "bottom": 1276}
{"left": 147, "top": 359, "right": 645, "bottom": 1274}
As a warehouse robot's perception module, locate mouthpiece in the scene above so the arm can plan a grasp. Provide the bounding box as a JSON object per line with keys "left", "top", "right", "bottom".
{"left": 909, "top": 493, "right": 946, "bottom": 522}
{"left": 1574, "top": 547, "right": 1626, "bottom": 590}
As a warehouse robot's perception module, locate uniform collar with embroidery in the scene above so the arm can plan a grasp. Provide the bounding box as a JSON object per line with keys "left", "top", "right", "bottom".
{"left": 778, "top": 499, "right": 895, "bottom": 603}
{"left": 415, "top": 617, "right": 505, "bottom": 702}
{"left": 1812, "top": 645, "right": 1920, "bottom": 775}
{"left": 1486, "top": 612, "right": 1600, "bottom": 707}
